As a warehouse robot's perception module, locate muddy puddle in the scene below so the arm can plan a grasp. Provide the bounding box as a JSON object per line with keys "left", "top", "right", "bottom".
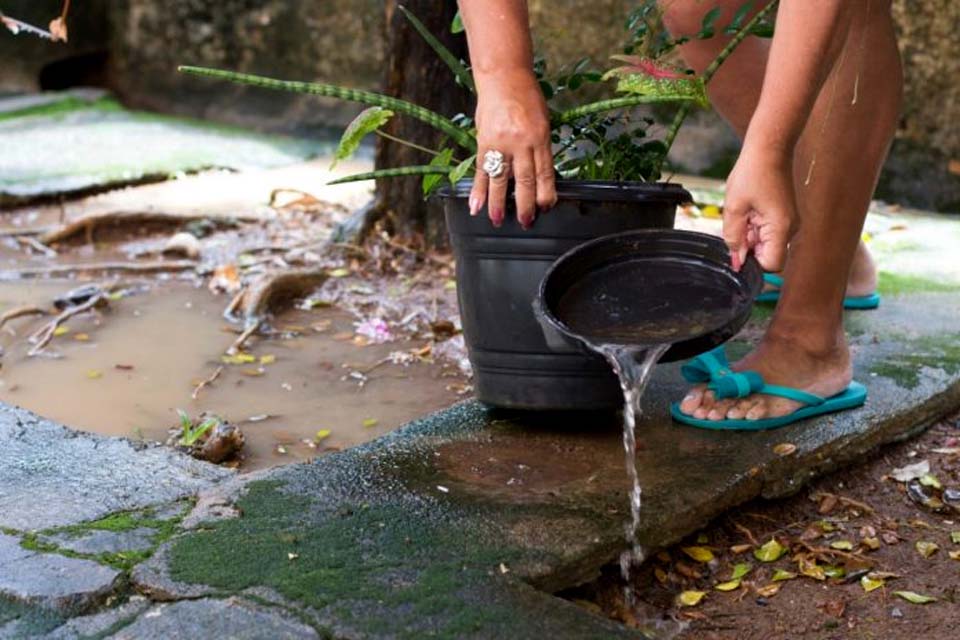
{"left": 0, "top": 279, "right": 464, "bottom": 470}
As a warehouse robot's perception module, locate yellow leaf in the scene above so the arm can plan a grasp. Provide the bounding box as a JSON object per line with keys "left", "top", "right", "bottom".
{"left": 919, "top": 474, "right": 942, "bottom": 489}
{"left": 948, "top": 550, "right": 960, "bottom": 561}
{"left": 715, "top": 580, "right": 741, "bottom": 592}
{"left": 681, "top": 546, "right": 715, "bottom": 563}
{"left": 260, "top": 354, "right": 277, "bottom": 365}
{"left": 754, "top": 539, "right": 786, "bottom": 562}
{"left": 823, "top": 566, "right": 846, "bottom": 579}
{"left": 773, "top": 443, "right": 797, "bottom": 457}
{"left": 730, "top": 563, "right": 752, "bottom": 580}
{"left": 799, "top": 556, "right": 826, "bottom": 581}
{"left": 444, "top": 280, "right": 457, "bottom": 291}
{"left": 772, "top": 570, "right": 797, "bottom": 582}
{"left": 315, "top": 429, "right": 332, "bottom": 442}
{"left": 362, "top": 418, "right": 379, "bottom": 428}
{"left": 654, "top": 567, "right": 669, "bottom": 585}
{"left": 862, "top": 232, "right": 873, "bottom": 243}
{"left": 951, "top": 531, "right": 960, "bottom": 544}
{"left": 830, "top": 540, "right": 854, "bottom": 551}
{"left": 53, "top": 326, "right": 70, "bottom": 337}
{"left": 756, "top": 583, "right": 780, "bottom": 598}
{"left": 86, "top": 370, "right": 103, "bottom": 380}
{"left": 860, "top": 575, "right": 885, "bottom": 592}
{"left": 222, "top": 353, "right": 257, "bottom": 365}
{"left": 677, "top": 591, "right": 706, "bottom": 607}
{"left": 240, "top": 368, "right": 264, "bottom": 377}
{"left": 73, "top": 333, "right": 90, "bottom": 341}
{"left": 861, "top": 537, "right": 881, "bottom": 550}
{"left": 894, "top": 591, "right": 936, "bottom": 605}
{"left": 916, "top": 541, "right": 939, "bottom": 558}
{"left": 329, "top": 268, "right": 350, "bottom": 278}
{"left": 702, "top": 205, "right": 722, "bottom": 219}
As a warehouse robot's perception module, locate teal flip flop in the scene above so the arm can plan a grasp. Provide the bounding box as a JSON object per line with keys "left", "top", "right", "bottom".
{"left": 670, "top": 346, "right": 867, "bottom": 431}
{"left": 756, "top": 273, "right": 881, "bottom": 310}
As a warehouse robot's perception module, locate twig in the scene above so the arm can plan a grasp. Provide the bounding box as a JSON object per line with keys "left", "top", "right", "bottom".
{"left": 0, "top": 260, "right": 198, "bottom": 280}
{"left": 192, "top": 365, "right": 224, "bottom": 400}
{"left": 0, "top": 227, "right": 56, "bottom": 238}
{"left": 796, "top": 540, "right": 876, "bottom": 566}
{"left": 811, "top": 492, "right": 876, "bottom": 515}
{"left": 15, "top": 236, "right": 58, "bottom": 257}
{"left": 226, "top": 318, "right": 263, "bottom": 356}
{"left": 0, "top": 305, "right": 50, "bottom": 331}
{"left": 223, "top": 287, "right": 247, "bottom": 321}
{"left": 733, "top": 521, "right": 759, "bottom": 546}
{"left": 27, "top": 294, "right": 104, "bottom": 356}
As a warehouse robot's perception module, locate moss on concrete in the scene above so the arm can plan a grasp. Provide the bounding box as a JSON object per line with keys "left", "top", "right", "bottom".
{"left": 0, "top": 96, "right": 122, "bottom": 122}
{"left": 166, "top": 480, "right": 547, "bottom": 639}
{"left": 870, "top": 334, "right": 960, "bottom": 389}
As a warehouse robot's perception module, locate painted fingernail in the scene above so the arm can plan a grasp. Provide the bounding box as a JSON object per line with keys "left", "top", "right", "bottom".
{"left": 491, "top": 209, "right": 504, "bottom": 228}
{"left": 520, "top": 218, "right": 533, "bottom": 231}
{"left": 468, "top": 195, "right": 479, "bottom": 216}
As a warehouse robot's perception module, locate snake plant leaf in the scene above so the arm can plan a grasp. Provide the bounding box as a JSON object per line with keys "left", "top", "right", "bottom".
{"left": 423, "top": 148, "right": 454, "bottom": 197}
{"left": 327, "top": 166, "right": 450, "bottom": 186}
{"left": 604, "top": 56, "right": 709, "bottom": 107}
{"left": 332, "top": 107, "right": 394, "bottom": 168}
{"left": 399, "top": 6, "right": 475, "bottom": 93}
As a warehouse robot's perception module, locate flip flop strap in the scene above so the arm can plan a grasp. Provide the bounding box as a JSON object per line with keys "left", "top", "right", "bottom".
{"left": 681, "top": 347, "right": 827, "bottom": 406}
{"left": 763, "top": 273, "right": 785, "bottom": 290}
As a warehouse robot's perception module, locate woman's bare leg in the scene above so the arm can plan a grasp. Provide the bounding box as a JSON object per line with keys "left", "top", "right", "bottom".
{"left": 663, "top": 1, "right": 879, "bottom": 300}
{"left": 665, "top": 0, "right": 902, "bottom": 421}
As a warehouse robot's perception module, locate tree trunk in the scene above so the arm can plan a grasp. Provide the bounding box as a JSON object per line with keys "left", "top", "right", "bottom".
{"left": 376, "top": 1, "right": 472, "bottom": 247}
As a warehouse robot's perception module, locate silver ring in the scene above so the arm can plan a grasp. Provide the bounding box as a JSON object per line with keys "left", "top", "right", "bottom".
{"left": 482, "top": 150, "right": 507, "bottom": 179}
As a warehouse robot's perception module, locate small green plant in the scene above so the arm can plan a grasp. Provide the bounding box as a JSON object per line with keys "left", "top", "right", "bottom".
{"left": 177, "top": 410, "right": 218, "bottom": 447}
{"left": 179, "top": 1, "right": 776, "bottom": 193}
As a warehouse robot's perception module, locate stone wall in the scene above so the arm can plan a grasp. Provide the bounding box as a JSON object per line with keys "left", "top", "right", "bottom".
{"left": 0, "top": 0, "right": 956, "bottom": 209}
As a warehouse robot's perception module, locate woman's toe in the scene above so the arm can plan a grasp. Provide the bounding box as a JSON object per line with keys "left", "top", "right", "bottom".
{"left": 726, "top": 398, "right": 757, "bottom": 420}
{"left": 680, "top": 386, "right": 706, "bottom": 414}
{"left": 745, "top": 398, "right": 771, "bottom": 421}
{"left": 707, "top": 399, "right": 736, "bottom": 421}
{"left": 693, "top": 390, "right": 718, "bottom": 419}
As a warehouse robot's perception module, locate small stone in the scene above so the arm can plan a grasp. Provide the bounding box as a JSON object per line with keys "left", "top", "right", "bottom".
{"left": 40, "top": 528, "right": 155, "bottom": 555}
{"left": 891, "top": 607, "right": 904, "bottom": 619}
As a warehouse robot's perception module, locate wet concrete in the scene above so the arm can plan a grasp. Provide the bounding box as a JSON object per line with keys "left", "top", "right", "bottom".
{"left": 0, "top": 96, "right": 326, "bottom": 207}
{"left": 122, "top": 290, "right": 958, "bottom": 638}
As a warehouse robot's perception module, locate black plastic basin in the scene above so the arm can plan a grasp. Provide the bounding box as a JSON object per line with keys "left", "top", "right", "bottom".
{"left": 438, "top": 179, "right": 691, "bottom": 411}
{"left": 535, "top": 229, "right": 764, "bottom": 364}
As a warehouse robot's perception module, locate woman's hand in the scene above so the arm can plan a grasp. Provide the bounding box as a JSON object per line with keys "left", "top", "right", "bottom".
{"left": 470, "top": 70, "right": 556, "bottom": 229}
{"left": 722, "top": 143, "right": 798, "bottom": 273}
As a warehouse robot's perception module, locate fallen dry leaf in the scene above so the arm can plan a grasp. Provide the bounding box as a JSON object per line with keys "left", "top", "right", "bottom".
{"left": 773, "top": 443, "right": 797, "bottom": 457}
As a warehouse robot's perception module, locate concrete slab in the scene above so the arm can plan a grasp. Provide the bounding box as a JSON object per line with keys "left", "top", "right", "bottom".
{"left": 135, "top": 289, "right": 958, "bottom": 638}
{"left": 0, "top": 404, "right": 231, "bottom": 531}
{"left": 0, "top": 98, "right": 327, "bottom": 206}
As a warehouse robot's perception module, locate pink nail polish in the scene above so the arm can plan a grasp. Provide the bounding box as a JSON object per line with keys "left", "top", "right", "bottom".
{"left": 491, "top": 209, "right": 504, "bottom": 228}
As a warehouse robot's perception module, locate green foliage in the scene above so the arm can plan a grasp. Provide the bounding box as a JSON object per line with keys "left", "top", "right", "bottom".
{"left": 180, "top": 3, "right": 776, "bottom": 191}
{"left": 333, "top": 107, "right": 394, "bottom": 167}
{"left": 177, "top": 410, "right": 218, "bottom": 447}
{"left": 399, "top": 6, "right": 475, "bottom": 93}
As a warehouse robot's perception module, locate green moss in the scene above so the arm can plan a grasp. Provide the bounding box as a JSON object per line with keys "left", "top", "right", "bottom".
{"left": 870, "top": 334, "right": 960, "bottom": 389}
{"left": 0, "top": 96, "right": 123, "bottom": 122}
{"left": 167, "top": 480, "right": 544, "bottom": 639}
{"left": 0, "top": 597, "right": 64, "bottom": 638}
{"left": 877, "top": 272, "right": 957, "bottom": 296}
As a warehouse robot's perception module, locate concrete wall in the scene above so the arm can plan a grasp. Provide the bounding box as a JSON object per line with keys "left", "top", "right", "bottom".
{"left": 0, "top": 0, "right": 957, "bottom": 209}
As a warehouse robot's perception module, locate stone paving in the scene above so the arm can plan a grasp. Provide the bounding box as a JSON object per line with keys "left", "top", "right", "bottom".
{"left": 0, "top": 94, "right": 957, "bottom": 638}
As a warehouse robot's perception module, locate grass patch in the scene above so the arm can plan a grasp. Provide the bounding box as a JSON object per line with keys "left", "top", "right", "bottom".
{"left": 877, "top": 272, "right": 957, "bottom": 296}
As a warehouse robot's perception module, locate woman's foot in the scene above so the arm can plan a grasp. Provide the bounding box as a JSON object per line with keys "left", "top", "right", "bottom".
{"left": 677, "top": 328, "right": 853, "bottom": 422}
{"left": 761, "top": 240, "right": 878, "bottom": 299}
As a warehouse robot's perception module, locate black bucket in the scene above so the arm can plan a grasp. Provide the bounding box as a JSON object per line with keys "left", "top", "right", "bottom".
{"left": 534, "top": 229, "right": 764, "bottom": 364}
{"left": 438, "top": 179, "right": 691, "bottom": 411}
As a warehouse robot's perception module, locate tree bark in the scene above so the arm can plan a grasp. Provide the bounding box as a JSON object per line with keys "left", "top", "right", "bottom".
{"left": 376, "top": 1, "right": 472, "bottom": 247}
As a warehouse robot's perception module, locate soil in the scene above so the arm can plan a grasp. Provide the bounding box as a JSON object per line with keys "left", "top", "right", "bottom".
{"left": 567, "top": 411, "right": 960, "bottom": 639}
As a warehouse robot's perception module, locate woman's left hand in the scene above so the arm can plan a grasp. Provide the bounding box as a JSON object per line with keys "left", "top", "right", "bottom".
{"left": 722, "top": 144, "right": 798, "bottom": 273}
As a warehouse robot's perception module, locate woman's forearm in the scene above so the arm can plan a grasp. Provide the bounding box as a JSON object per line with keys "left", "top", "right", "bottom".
{"left": 744, "top": 1, "right": 857, "bottom": 155}
{"left": 457, "top": 1, "right": 534, "bottom": 83}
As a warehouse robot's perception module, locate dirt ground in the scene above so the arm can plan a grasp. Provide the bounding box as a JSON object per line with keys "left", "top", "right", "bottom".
{"left": 570, "top": 410, "right": 960, "bottom": 639}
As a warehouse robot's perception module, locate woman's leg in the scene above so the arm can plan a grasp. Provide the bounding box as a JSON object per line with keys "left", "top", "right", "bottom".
{"left": 664, "top": 0, "right": 902, "bottom": 421}
{"left": 663, "top": 0, "right": 879, "bottom": 299}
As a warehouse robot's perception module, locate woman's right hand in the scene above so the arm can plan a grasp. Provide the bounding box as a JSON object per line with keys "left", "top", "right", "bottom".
{"left": 470, "top": 70, "right": 557, "bottom": 229}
